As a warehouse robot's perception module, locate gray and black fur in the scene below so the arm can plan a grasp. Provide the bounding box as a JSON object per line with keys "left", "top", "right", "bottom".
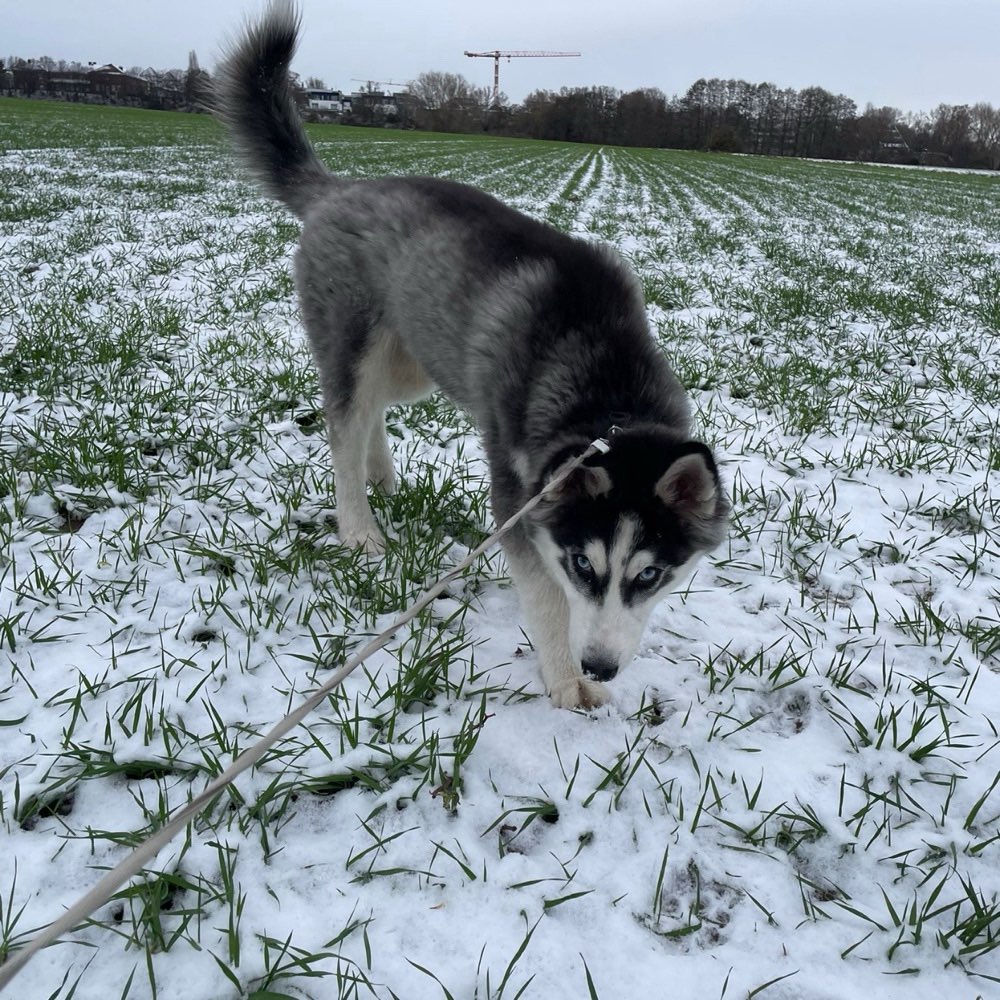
{"left": 214, "top": 2, "right": 729, "bottom": 709}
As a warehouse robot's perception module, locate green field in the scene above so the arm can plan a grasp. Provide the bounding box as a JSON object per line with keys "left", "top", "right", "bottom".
{"left": 1, "top": 97, "right": 999, "bottom": 999}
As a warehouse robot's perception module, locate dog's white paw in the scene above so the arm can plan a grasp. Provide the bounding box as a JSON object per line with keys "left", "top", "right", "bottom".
{"left": 339, "top": 524, "right": 386, "bottom": 556}
{"left": 367, "top": 464, "right": 397, "bottom": 495}
{"left": 370, "top": 471, "right": 397, "bottom": 495}
{"left": 549, "top": 676, "right": 610, "bottom": 711}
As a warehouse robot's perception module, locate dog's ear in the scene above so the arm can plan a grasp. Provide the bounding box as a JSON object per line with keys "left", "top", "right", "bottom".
{"left": 655, "top": 446, "right": 719, "bottom": 523}
{"left": 571, "top": 463, "right": 613, "bottom": 498}
{"left": 538, "top": 462, "right": 611, "bottom": 511}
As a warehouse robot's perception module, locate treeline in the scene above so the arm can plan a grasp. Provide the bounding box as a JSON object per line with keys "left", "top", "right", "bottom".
{"left": 408, "top": 74, "right": 1000, "bottom": 170}
{"left": 5, "top": 49, "right": 999, "bottom": 170}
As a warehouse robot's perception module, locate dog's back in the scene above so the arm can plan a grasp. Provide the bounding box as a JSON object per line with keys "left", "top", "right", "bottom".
{"left": 293, "top": 175, "right": 688, "bottom": 450}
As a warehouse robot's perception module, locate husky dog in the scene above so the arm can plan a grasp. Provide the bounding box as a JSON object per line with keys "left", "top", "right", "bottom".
{"left": 214, "top": 2, "right": 729, "bottom": 709}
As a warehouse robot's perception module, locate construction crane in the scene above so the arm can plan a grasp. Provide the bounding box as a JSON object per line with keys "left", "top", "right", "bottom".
{"left": 463, "top": 50, "right": 580, "bottom": 105}
{"left": 350, "top": 78, "right": 408, "bottom": 94}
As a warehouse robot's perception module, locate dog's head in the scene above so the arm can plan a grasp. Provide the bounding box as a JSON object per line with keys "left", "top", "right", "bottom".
{"left": 525, "top": 429, "right": 728, "bottom": 682}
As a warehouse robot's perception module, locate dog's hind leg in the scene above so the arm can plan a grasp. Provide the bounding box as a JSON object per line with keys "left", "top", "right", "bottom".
{"left": 306, "top": 326, "right": 388, "bottom": 554}
{"left": 364, "top": 334, "right": 434, "bottom": 496}
{"left": 367, "top": 412, "right": 396, "bottom": 494}
{"left": 295, "top": 248, "right": 397, "bottom": 552}
{"left": 319, "top": 324, "right": 433, "bottom": 554}
{"left": 325, "top": 396, "right": 387, "bottom": 555}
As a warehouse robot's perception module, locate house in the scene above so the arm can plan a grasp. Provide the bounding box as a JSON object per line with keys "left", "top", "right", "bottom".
{"left": 350, "top": 90, "right": 400, "bottom": 116}
{"left": 87, "top": 64, "right": 148, "bottom": 101}
{"left": 306, "top": 88, "right": 349, "bottom": 112}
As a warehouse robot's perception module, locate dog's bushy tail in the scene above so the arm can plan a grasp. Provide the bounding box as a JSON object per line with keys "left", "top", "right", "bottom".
{"left": 212, "top": 1, "right": 335, "bottom": 217}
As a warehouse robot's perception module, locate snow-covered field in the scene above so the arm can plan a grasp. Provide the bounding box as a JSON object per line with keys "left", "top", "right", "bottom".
{"left": 1, "top": 100, "right": 999, "bottom": 999}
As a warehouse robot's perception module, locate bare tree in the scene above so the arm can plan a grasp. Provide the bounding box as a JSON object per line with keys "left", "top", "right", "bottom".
{"left": 970, "top": 102, "right": 1000, "bottom": 169}
{"left": 852, "top": 104, "right": 900, "bottom": 161}
{"left": 929, "top": 104, "right": 973, "bottom": 164}
{"left": 407, "top": 70, "right": 488, "bottom": 131}
{"left": 615, "top": 88, "right": 669, "bottom": 147}
{"left": 184, "top": 50, "right": 210, "bottom": 109}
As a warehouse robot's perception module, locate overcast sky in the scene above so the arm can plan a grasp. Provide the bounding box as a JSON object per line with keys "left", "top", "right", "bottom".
{"left": 6, "top": 0, "right": 998, "bottom": 113}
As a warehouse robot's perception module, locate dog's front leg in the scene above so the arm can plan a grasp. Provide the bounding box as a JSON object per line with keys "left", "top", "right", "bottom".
{"left": 505, "top": 548, "right": 610, "bottom": 710}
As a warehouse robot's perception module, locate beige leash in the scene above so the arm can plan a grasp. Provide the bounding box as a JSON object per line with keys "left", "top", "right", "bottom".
{"left": 0, "top": 437, "right": 609, "bottom": 992}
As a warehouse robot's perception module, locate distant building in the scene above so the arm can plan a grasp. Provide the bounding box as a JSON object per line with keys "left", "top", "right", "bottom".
{"left": 4, "top": 61, "right": 182, "bottom": 108}
{"left": 350, "top": 90, "right": 401, "bottom": 116}
{"left": 305, "top": 88, "right": 350, "bottom": 112}
{"left": 87, "top": 64, "right": 148, "bottom": 101}
{"left": 46, "top": 71, "right": 90, "bottom": 96}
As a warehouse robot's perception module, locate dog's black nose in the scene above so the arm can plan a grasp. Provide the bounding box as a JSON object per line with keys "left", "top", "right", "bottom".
{"left": 582, "top": 658, "right": 618, "bottom": 682}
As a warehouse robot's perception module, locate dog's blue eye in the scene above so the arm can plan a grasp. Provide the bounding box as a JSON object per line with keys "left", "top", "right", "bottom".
{"left": 574, "top": 554, "right": 593, "bottom": 574}
{"left": 637, "top": 566, "right": 659, "bottom": 585}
